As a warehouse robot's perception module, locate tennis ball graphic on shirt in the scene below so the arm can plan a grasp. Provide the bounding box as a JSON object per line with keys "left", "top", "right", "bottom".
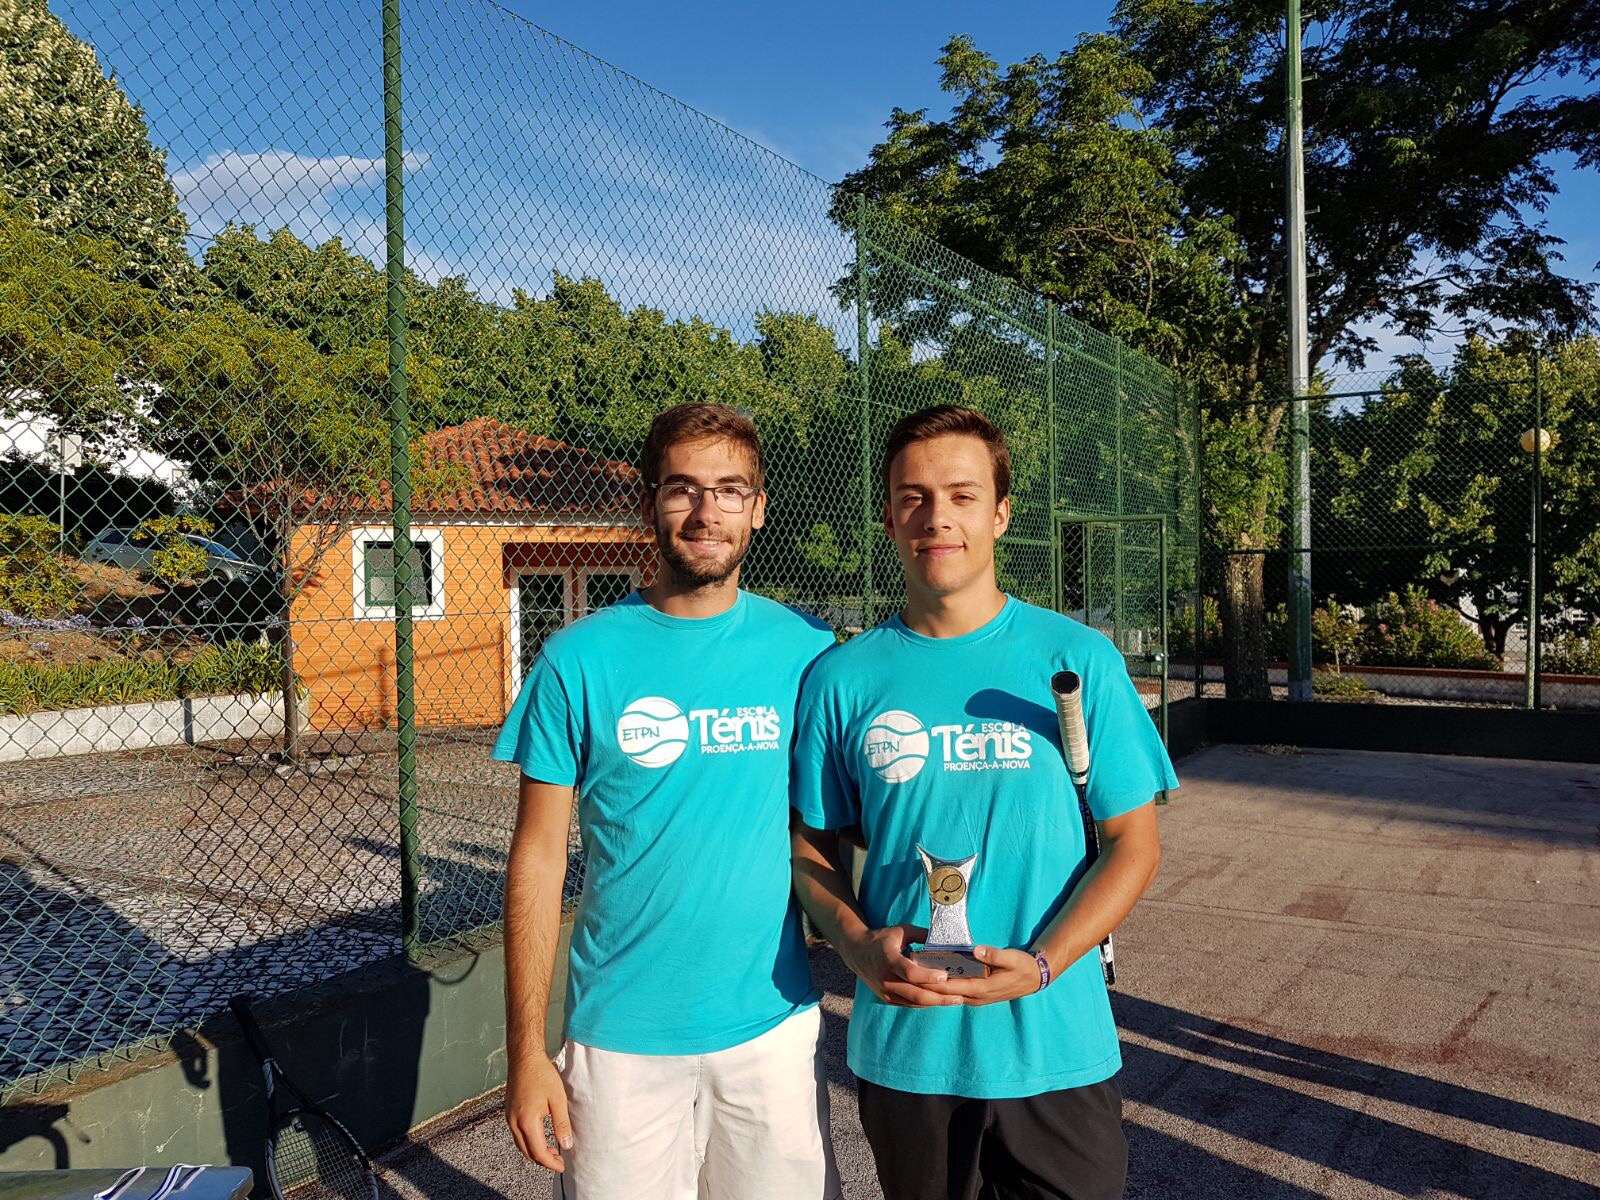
{"left": 617, "top": 696, "right": 690, "bottom": 767}
{"left": 864, "top": 710, "right": 929, "bottom": 783}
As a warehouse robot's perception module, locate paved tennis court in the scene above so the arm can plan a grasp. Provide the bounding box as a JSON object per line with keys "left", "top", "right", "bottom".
{"left": 371, "top": 744, "right": 1600, "bottom": 1199}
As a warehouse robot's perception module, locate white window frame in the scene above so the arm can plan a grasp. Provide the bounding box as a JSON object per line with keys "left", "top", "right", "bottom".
{"left": 509, "top": 568, "right": 575, "bottom": 690}
{"left": 351, "top": 526, "right": 446, "bottom": 621}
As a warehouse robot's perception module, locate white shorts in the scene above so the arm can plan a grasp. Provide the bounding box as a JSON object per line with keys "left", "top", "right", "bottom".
{"left": 550, "top": 1005, "right": 840, "bottom": 1200}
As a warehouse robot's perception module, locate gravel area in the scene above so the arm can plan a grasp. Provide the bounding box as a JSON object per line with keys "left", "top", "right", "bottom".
{"left": 0, "top": 729, "right": 567, "bottom": 1094}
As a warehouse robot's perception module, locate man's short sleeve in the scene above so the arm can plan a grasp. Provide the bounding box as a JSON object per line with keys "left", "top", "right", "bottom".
{"left": 490, "top": 651, "right": 583, "bottom": 786}
{"left": 1081, "top": 641, "right": 1178, "bottom": 820}
{"left": 790, "top": 664, "right": 859, "bottom": 832}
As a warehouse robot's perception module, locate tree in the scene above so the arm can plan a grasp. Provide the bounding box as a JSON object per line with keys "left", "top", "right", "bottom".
{"left": 192, "top": 224, "right": 885, "bottom": 611}
{"left": 1320, "top": 336, "right": 1600, "bottom": 655}
{"left": 203, "top": 225, "right": 386, "bottom": 355}
{"left": 0, "top": 0, "right": 193, "bottom": 296}
{"left": 830, "top": 36, "right": 1240, "bottom": 373}
{"left": 145, "top": 299, "right": 448, "bottom": 759}
{"left": 838, "top": 3, "right": 1600, "bottom": 695}
{"left": 0, "top": 201, "right": 165, "bottom": 451}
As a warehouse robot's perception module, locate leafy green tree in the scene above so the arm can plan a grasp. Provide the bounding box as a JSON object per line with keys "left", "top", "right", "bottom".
{"left": 202, "top": 225, "right": 385, "bottom": 355}
{"left": 145, "top": 299, "right": 447, "bottom": 758}
{"left": 0, "top": 0, "right": 193, "bottom": 296}
{"left": 831, "top": 37, "right": 1240, "bottom": 373}
{"left": 190, "top": 225, "right": 879, "bottom": 609}
{"left": 0, "top": 511, "right": 74, "bottom": 617}
{"left": 0, "top": 202, "right": 165, "bottom": 449}
{"left": 839, "top": 3, "right": 1599, "bottom": 696}
{"left": 1320, "top": 336, "right": 1600, "bottom": 655}
{"left": 131, "top": 514, "right": 214, "bottom": 585}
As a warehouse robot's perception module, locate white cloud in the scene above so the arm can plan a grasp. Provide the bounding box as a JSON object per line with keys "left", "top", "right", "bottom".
{"left": 173, "top": 149, "right": 430, "bottom": 245}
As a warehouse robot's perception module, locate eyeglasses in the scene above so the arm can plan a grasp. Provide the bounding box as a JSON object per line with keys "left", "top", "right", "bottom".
{"left": 648, "top": 482, "right": 763, "bottom": 514}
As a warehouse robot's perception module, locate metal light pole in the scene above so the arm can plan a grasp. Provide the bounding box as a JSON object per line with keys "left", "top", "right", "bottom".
{"left": 1285, "top": 0, "right": 1313, "bottom": 702}
{"left": 1521, "top": 353, "right": 1546, "bottom": 710}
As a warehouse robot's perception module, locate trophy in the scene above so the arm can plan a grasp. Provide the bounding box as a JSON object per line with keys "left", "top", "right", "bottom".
{"left": 910, "top": 846, "right": 990, "bottom": 978}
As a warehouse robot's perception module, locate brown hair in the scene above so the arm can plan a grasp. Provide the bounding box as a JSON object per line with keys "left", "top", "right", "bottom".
{"left": 881, "top": 405, "right": 1010, "bottom": 500}
{"left": 641, "top": 403, "right": 766, "bottom": 489}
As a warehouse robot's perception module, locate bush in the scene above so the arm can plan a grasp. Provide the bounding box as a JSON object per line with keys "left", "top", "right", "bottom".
{"left": 1543, "top": 631, "right": 1600, "bottom": 676}
{"left": 0, "top": 513, "right": 77, "bottom": 618}
{"left": 1263, "top": 600, "right": 1364, "bottom": 668}
{"left": 1312, "top": 602, "right": 1363, "bottom": 670}
{"left": 1359, "top": 587, "right": 1500, "bottom": 671}
{"left": 0, "top": 639, "right": 289, "bottom": 716}
{"left": 1312, "top": 668, "right": 1374, "bottom": 699}
{"left": 183, "top": 639, "right": 285, "bottom": 695}
{"left": 1259, "top": 590, "right": 1499, "bottom": 671}
{"left": 131, "top": 515, "right": 214, "bottom": 585}
{"left": 1170, "top": 594, "right": 1223, "bottom": 659}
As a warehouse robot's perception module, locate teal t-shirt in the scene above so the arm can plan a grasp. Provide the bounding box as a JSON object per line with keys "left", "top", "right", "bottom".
{"left": 791, "top": 596, "right": 1178, "bottom": 1098}
{"left": 493, "top": 589, "right": 835, "bottom": 1055}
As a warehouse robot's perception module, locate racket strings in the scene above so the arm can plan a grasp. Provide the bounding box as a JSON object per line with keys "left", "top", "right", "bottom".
{"left": 271, "top": 1112, "right": 376, "bottom": 1200}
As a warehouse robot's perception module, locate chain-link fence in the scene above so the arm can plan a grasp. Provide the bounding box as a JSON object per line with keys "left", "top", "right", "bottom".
{"left": 0, "top": 0, "right": 1193, "bottom": 1099}
{"left": 1191, "top": 353, "right": 1599, "bottom": 708}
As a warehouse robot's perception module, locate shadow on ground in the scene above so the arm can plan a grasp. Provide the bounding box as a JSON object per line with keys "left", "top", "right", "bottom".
{"left": 811, "top": 949, "right": 1600, "bottom": 1199}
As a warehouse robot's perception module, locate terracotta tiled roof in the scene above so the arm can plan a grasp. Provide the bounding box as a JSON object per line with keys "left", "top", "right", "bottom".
{"left": 399, "top": 418, "right": 639, "bottom": 516}
{"left": 220, "top": 419, "right": 640, "bottom": 519}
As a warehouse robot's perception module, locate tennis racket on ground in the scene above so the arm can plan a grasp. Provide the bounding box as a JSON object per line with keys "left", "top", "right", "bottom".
{"left": 229, "top": 995, "right": 379, "bottom": 1200}
{"left": 1050, "top": 670, "right": 1116, "bottom": 987}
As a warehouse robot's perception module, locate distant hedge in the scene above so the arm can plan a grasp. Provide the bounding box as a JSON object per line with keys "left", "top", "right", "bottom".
{"left": 0, "top": 640, "right": 287, "bottom": 716}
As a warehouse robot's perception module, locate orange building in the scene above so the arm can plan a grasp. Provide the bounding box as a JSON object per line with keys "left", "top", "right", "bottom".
{"left": 285, "top": 419, "right": 652, "bottom": 731}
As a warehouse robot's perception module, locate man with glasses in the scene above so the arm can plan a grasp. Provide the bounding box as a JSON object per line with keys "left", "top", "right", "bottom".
{"left": 495, "top": 403, "right": 840, "bottom": 1199}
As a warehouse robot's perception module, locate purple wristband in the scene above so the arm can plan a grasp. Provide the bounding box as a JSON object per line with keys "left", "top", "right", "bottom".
{"left": 1033, "top": 950, "right": 1052, "bottom": 991}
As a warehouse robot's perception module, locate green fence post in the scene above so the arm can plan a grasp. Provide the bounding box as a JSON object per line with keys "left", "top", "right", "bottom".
{"left": 383, "top": 0, "right": 422, "bottom": 960}
{"left": 1284, "top": 0, "right": 1314, "bottom": 704}
{"left": 855, "top": 194, "right": 874, "bottom": 631}
{"left": 1158, "top": 515, "right": 1169, "bottom": 748}
{"left": 1193, "top": 384, "right": 1205, "bottom": 699}
{"left": 1047, "top": 302, "right": 1061, "bottom": 612}
{"left": 1113, "top": 344, "right": 1126, "bottom": 653}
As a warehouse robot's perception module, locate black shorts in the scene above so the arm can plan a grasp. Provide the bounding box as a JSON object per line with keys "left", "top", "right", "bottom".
{"left": 856, "top": 1075, "right": 1128, "bottom": 1200}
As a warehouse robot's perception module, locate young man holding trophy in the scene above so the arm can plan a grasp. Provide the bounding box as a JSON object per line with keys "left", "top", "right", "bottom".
{"left": 497, "top": 403, "right": 840, "bottom": 1199}
{"left": 791, "top": 405, "right": 1175, "bottom": 1200}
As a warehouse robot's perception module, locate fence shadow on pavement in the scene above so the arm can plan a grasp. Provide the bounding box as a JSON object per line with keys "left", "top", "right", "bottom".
{"left": 810, "top": 948, "right": 1598, "bottom": 1199}
{"left": 1115, "top": 992, "right": 1600, "bottom": 1199}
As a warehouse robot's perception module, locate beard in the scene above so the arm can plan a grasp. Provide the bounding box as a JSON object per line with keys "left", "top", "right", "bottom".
{"left": 655, "top": 518, "right": 753, "bottom": 589}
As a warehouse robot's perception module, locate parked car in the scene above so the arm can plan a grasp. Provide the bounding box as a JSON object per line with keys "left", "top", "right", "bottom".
{"left": 81, "top": 528, "right": 267, "bottom": 585}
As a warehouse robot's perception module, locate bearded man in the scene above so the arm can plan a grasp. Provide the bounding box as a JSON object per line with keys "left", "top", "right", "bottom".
{"left": 494, "top": 402, "right": 840, "bottom": 1200}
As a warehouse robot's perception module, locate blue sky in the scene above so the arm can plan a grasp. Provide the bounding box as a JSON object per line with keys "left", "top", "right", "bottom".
{"left": 55, "top": 0, "right": 1598, "bottom": 366}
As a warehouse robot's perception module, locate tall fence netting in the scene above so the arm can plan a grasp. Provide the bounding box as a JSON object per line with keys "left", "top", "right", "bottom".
{"left": 0, "top": 0, "right": 1193, "bottom": 1099}
{"left": 1192, "top": 357, "right": 1596, "bottom": 709}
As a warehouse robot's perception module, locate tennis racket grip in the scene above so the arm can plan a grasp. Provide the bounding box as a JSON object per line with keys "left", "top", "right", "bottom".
{"left": 1050, "top": 671, "right": 1091, "bottom": 784}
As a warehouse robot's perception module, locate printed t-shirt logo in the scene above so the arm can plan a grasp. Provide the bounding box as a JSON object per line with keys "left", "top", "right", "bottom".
{"left": 864, "top": 708, "right": 1033, "bottom": 783}
{"left": 617, "top": 697, "right": 691, "bottom": 767}
{"left": 864, "top": 710, "right": 931, "bottom": 782}
{"left": 617, "top": 696, "right": 782, "bottom": 768}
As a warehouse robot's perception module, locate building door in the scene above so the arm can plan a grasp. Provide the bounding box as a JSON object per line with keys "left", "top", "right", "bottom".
{"left": 1059, "top": 516, "right": 1170, "bottom": 742}
{"left": 515, "top": 572, "right": 568, "bottom": 683}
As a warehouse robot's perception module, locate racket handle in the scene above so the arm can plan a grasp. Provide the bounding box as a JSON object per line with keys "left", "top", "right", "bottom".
{"left": 1050, "top": 670, "right": 1090, "bottom": 785}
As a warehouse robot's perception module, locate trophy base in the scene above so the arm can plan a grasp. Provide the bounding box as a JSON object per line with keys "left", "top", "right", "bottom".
{"left": 912, "top": 945, "right": 990, "bottom": 978}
